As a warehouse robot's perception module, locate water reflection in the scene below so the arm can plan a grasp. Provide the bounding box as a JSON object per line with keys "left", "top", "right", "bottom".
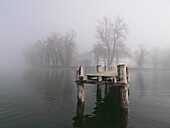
{"left": 73, "top": 86, "right": 129, "bottom": 128}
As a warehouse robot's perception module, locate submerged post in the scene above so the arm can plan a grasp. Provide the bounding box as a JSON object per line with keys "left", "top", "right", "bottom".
{"left": 117, "top": 64, "right": 129, "bottom": 109}
{"left": 77, "top": 83, "right": 85, "bottom": 103}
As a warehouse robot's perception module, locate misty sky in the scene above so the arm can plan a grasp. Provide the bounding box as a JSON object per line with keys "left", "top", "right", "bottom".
{"left": 1, "top": 0, "right": 170, "bottom": 68}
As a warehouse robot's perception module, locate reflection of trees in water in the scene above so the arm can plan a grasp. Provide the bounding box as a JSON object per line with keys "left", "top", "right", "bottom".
{"left": 134, "top": 72, "right": 146, "bottom": 97}
{"left": 22, "top": 68, "right": 75, "bottom": 102}
{"left": 73, "top": 86, "right": 129, "bottom": 128}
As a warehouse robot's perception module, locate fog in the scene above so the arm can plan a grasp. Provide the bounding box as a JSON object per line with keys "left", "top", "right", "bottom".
{"left": 1, "top": 0, "right": 170, "bottom": 69}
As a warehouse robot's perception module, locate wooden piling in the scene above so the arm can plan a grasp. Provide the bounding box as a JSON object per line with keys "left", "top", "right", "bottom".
{"left": 97, "top": 65, "right": 102, "bottom": 72}
{"left": 79, "top": 65, "right": 84, "bottom": 77}
{"left": 96, "top": 65, "right": 102, "bottom": 100}
{"left": 120, "top": 84, "right": 129, "bottom": 109}
{"left": 77, "top": 83, "right": 85, "bottom": 103}
{"left": 111, "top": 66, "right": 114, "bottom": 71}
{"left": 117, "top": 64, "right": 129, "bottom": 108}
{"left": 104, "top": 66, "right": 107, "bottom": 71}
{"left": 117, "top": 64, "right": 128, "bottom": 84}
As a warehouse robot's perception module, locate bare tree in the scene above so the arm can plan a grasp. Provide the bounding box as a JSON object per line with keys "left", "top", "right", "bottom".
{"left": 96, "top": 16, "right": 128, "bottom": 65}
{"left": 93, "top": 43, "right": 107, "bottom": 65}
{"left": 23, "top": 30, "right": 77, "bottom": 67}
{"left": 115, "top": 41, "right": 131, "bottom": 65}
{"left": 134, "top": 44, "right": 147, "bottom": 68}
{"left": 63, "top": 30, "right": 76, "bottom": 66}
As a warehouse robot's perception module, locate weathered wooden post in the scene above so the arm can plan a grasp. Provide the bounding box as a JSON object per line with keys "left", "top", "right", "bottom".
{"left": 96, "top": 65, "right": 102, "bottom": 101}
{"left": 104, "top": 66, "right": 107, "bottom": 71}
{"left": 76, "top": 65, "right": 85, "bottom": 103}
{"left": 79, "top": 65, "right": 84, "bottom": 77}
{"left": 119, "top": 84, "right": 129, "bottom": 109}
{"left": 117, "top": 64, "right": 128, "bottom": 84}
{"left": 117, "top": 64, "right": 129, "bottom": 109}
{"left": 96, "top": 65, "right": 102, "bottom": 81}
{"left": 77, "top": 83, "right": 85, "bottom": 103}
{"left": 111, "top": 66, "right": 114, "bottom": 71}
{"left": 97, "top": 65, "right": 102, "bottom": 72}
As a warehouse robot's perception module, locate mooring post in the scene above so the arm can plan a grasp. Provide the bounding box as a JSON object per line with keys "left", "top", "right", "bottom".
{"left": 96, "top": 65, "right": 102, "bottom": 100}
{"left": 104, "top": 65, "right": 107, "bottom": 71}
{"left": 117, "top": 64, "right": 129, "bottom": 109}
{"left": 117, "top": 64, "right": 128, "bottom": 84}
{"left": 111, "top": 66, "right": 114, "bottom": 71}
{"left": 120, "top": 84, "right": 129, "bottom": 109}
{"left": 77, "top": 83, "right": 85, "bottom": 103}
{"left": 108, "top": 65, "right": 111, "bottom": 71}
{"left": 97, "top": 65, "right": 102, "bottom": 72}
{"left": 79, "top": 65, "right": 84, "bottom": 77}
{"left": 97, "top": 65, "right": 102, "bottom": 81}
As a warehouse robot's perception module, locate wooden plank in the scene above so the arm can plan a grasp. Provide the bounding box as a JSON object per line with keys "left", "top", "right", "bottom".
{"left": 86, "top": 71, "right": 117, "bottom": 77}
{"left": 75, "top": 79, "right": 125, "bottom": 86}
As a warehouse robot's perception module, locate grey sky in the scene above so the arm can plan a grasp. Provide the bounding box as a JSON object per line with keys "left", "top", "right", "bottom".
{"left": 0, "top": 0, "right": 170, "bottom": 67}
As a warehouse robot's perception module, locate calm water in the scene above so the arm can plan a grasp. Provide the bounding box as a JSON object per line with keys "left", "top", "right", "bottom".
{"left": 0, "top": 67, "right": 170, "bottom": 128}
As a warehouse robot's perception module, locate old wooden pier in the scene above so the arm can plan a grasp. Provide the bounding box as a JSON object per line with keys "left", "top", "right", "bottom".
{"left": 75, "top": 64, "right": 129, "bottom": 109}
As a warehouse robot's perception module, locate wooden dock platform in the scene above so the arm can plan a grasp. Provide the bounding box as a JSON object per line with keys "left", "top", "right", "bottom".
{"left": 75, "top": 64, "right": 130, "bottom": 109}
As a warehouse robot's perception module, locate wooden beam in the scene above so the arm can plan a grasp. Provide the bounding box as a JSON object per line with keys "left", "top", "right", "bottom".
{"left": 77, "top": 83, "right": 85, "bottom": 103}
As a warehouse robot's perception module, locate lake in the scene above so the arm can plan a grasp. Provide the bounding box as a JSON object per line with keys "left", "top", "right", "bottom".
{"left": 0, "top": 67, "right": 170, "bottom": 128}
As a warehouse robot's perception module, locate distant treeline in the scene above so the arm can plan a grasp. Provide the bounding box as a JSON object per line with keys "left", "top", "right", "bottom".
{"left": 23, "top": 30, "right": 76, "bottom": 67}
{"left": 23, "top": 16, "right": 170, "bottom": 69}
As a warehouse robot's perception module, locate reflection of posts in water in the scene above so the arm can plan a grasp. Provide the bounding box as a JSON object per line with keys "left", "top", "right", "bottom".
{"left": 97, "top": 84, "right": 102, "bottom": 103}
{"left": 77, "top": 83, "right": 85, "bottom": 103}
{"left": 120, "top": 107, "right": 129, "bottom": 128}
{"left": 120, "top": 84, "right": 129, "bottom": 109}
{"left": 105, "top": 84, "right": 108, "bottom": 95}
{"left": 73, "top": 102, "right": 85, "bottom": 128}
{"left": 76, "top": 102, "right": 85, "bottom": 116}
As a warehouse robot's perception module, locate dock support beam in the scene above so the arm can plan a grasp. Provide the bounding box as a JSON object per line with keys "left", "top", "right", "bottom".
{"left": 117, "top": 64, "right": 128, "bottom": 84}
{"left": 77, "top": 83, "right": 85, "bottom": 103}
{"left": 96, "top": 65, "right": 102, "bottom": 102}
{"left": 120, "top": 84, "right": 129, "bottom": 109}
{"left": 117, "top": 64, "right": 129, "bottom": 109}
